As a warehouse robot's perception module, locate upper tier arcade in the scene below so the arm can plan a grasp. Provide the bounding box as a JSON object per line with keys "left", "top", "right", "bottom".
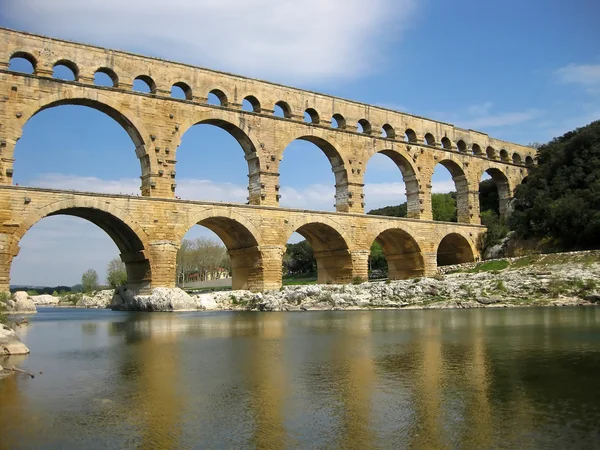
{"left": 0, "top": 27, "right": 535, "bottom": 224}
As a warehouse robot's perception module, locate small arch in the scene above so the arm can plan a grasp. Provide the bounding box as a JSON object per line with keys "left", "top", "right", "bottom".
{"left": 512, "top": 153, "right": 522, "bottom": 164}
{"left": 357, "top": 119, "right": 372, "bottom": 134}
{"left": 304, "top": 108, "right": 320, "bottom": 124}
{"left": 331, "top": 113, "right": 346, "bottom": 129}
{"left": 441, "top": 137, "right": 452, "bottom": 149}
{"left": 499, "top": 149, "right": 509, "bottom": 162}
{"left": 405, "top": 129, "right": 418, "bottom": 143}
{"left": 133, "top": 75, "right": 156, "bottom": 94}
{"left": 287, "top": 221, "right": 352, "bottom": 284}
{"left": 372, "top": 227, "right": 424, "bottom": 280}
{"left": 525, "top": 156, "right": 534, "bottom": 166}
{"left": 171, "top": 81, "right": 193, "bottom": 100}
{"left": 94, "top": 68, "right": 118, "bottom": 87}
{"left": 480, "top": 168, "right": 511, "bottom": 218}
{"left": 424, "top": 133, "right": 436, "bottom": 146}
{"left": 53, "top": 59, "right": 79, "bottom": 81}
{"left": 274, "top": 101, "right": 292, "bottom": 118}
{"left": 437, "top": 233, "right": 475, "bottom": 266}
{"left": 382, "top": 123, "right": 396, "bottom": 139}
{"left": 486, "top": 146, "right": 497, "bottom": 159}
{"left": 8, "top": 51, "right": 36, "bottom": 74}
{"left": 472, "top": 143, "right": 482, "bottom": 156}
{"left": 207, "top": 89, "right": 227, "bottom": 106}
{"left": 457, "top": 140, "right": 467, "bottom": 152}
{"left": 242, "top": 95, "right": 261, "bottom": 113}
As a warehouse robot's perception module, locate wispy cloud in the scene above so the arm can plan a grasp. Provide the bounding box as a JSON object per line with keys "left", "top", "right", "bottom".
{"left": 461, "top": 109, "right": 545, "bottom": 129}
{"left": 556, "top": 64, "right": 600, "bottom": 92}
{"left": 4, "top": 0, "right": 416, "bottom": 84}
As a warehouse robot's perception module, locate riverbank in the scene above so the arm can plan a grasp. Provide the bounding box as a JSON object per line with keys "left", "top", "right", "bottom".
{"left": 110, "top": 251, "right": 600, "bottom": 312}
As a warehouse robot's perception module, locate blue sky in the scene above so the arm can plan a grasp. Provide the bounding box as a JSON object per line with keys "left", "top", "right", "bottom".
{"left": 2, "top": 0, "right": 599, "bottom": 286}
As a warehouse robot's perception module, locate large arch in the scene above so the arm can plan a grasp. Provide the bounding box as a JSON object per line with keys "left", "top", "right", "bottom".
{"left": 15, "top": 90, "right": 155, "bottom": 193}
{"left": 369, "top": 226, "right": 425, "bottom": 279}
{"left": 432, "top": 159, "right": 469, "bottom": 223}
{"left": 284, "top": 217, "right": 353, "bottom": 284}
{"left": 280, "top": 135, "right": 350, "bottom": 212}
{"left": 478, "top": 166, "right": 512, "bottom": 219}
{"left": 436, "top": 233, "right": 476, "bottom": 266}
{"left": 175, "top": 111, "right": 264, "bottom": 204}
{"left": 178, "top": 208, "right": 266, "bottom": 291}
{"left": 6, "top": 198, "right": 152, "bottom": 292}
{"left": 365, "top": 147, "right": 421, "bottom": 218}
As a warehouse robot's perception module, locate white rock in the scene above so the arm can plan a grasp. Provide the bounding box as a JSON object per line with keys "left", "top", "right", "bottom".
{"left": 0, "top": 323, "right": 30, "bottom": 355}
{"left": 4, "top": 291, "right": 37, "bottom": 314}
{"left": 112, "top": 287, "right": 197, "bottom": 311}
{"left": 76, "top": 290, "right": 113, "bottom": 308}
{"left": 196, "top": 294, "right": 219, "bottom": 310}
{"left": 31, "top": 294, "right": 59, "bottom": 305}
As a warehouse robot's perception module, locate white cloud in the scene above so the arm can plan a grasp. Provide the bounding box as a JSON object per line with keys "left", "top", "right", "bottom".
{"left": 460, "top": 109, "right": 544, "bottom": 129}
{"left": 4, "top": 0, "right": 416, "bottom": 84}
{"left": 556, "top": 64, "right": 600, "bottom": 91}
{"left": 467, "top": 102, "right": 493, "bottom": 116}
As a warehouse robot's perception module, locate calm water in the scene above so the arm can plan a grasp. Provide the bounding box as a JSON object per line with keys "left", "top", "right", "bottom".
{"left": 1, "top": 307, "right": 600, "bottom": 449}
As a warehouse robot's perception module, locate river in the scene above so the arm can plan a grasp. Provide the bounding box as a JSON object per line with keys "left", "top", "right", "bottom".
{"left": 1, "top": 307, "right": 599, "bottom": 449}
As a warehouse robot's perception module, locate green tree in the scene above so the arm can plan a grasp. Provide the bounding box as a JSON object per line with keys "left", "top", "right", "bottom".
{"left": 509, "top": 120, "right": 600, "bottom": 249}
{"left": 284, "top": 240, "right": 315, "bottom": 274}
{"left": 369, "top": 241, "right": 387, "bottom": 271}
{"left": 106, "top": 257, "right": 127, "bottom": 288}
{"left": 81, "top": 269, "right": 99, "bottom": 293}
{"left": 367, "top": 192, "right": 457, "bottom": 221}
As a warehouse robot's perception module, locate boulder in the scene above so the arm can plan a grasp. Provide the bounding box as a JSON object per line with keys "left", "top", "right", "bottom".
{"left": 196, "top": 294, "right": 219, "bottom": 311}
{"left": 4, "top": 291, "right": 37, "bottom": 314}
{"left": 31, "top": 294, "right": 59, "bottom": 305}
{"left": 112, "top": 287, "right": 198, "bottom": 311}
{"left": 584, "top": 293, "right": 600, "bottom": 303}
{"left": 76, "top": 290, "right": 113, "bottom": 308}
{"left": 0, "top": 324, "right": 30, "bottom": 355}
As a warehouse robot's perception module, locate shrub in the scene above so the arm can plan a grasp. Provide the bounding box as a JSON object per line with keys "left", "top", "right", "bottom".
{"left": 352, "top": 276, "right": 366, "bottom": 285}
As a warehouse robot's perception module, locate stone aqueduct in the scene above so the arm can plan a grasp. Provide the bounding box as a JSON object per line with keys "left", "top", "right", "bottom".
{"left": 0, "top": 28, "right": 535, "bottom": 293}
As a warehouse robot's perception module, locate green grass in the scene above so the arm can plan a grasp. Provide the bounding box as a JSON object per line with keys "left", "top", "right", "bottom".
{"left": 468, "top": 260, "right": 509, "bottom": 273}
{"left": 283, "top": 277, "right": 317, "bottom": 286}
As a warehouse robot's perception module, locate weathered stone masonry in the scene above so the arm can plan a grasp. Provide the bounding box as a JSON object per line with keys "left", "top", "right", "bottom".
{"left": 0, "top": 28, "right": 534, "bottom": 292}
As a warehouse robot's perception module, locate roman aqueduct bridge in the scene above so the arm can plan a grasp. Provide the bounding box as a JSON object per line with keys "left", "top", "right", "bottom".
{"left": 0, "top": 28, "right": 535, "bottom": 292}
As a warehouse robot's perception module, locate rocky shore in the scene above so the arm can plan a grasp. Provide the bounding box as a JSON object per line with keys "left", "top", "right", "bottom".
{"left": 113, "top": 252, "right": 600, "bottom": 312}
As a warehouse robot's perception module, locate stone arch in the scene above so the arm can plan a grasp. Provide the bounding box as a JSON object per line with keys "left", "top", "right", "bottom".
{"left": 304, "top": 108, "right": 320, "bottom": 124}
{"left": 441, "top": 137, "right": 452, "bottom": 149}
{"left": 16, "top": 90, "right": 157, "bottom": 190}
{"left": 175, "top": 110, "right": 263, "bottom": 203}
{"left": 9, "top": 51, "right": 37, "bottom": 73}
{"left": 486, "top": 146, "right": 497, "bottom": 159}
{"left": 457, "top": 140, "right": 467, "bottom": 152}
{"left": 133, "top": 75, "right": 156, "bottom": 94}
{"left": 512, "top": 153, "right": 522, "bottom": 164}
{"left": 53, "top": 59, "right": 79, "bottom": 81}
{"left": 172, "top": 81, "right": 193, "bottom": 100}
{"left": 274, "top": 100, "right": 292, "bottom": 118}
{"left": 525, "top": 156, "right": 534, "bottom": 166}
{"left": 478, "top": 166, "right": 512, "bottom": 219}
{"left": 94, "top": 67, "right": 119, "bottom": 87}
{"left": 208, "top": 88, "right": 228, "bottom": 106}
{"left": 8, "top": 198, "right": 152, "bottom": 292}
{"left": 357, "top": 118, "right": 372, "bottom": 134}
{"left": 499, "top": 149, "right": 509, "bottom": 162}
{"left": 242, "top": 95, "right": 261, "bottom": 113}
{"left": 178, "top": 208, "right": 266, "bottom": 290}
{"left": 366, "top": 146, "right": 421, "bottom": 218}
{"left": 405, "top": 129, "right": 418, "bottom": 143}
{"left": 284, "top": 216, "right": 353, "bottom": 284}
{"left": 368, "top": 225, "right": 425, "bottom": 279}
{"left": 332, "top": 113, "right": 346, "bottom": 129}
{"left": 382, "top": 123, "right": 395, "bottom": 138}
{"left": 433, "top": 159, "right": 470, "bottom": 223}
{"left": 436, "top": 232, "right": 476, "bottom": 266}
{"left": 281, "top": 134, "right": 350, "bottom": 212}
{"left": 424, "top": 132, "right": 436, "bottom": 146}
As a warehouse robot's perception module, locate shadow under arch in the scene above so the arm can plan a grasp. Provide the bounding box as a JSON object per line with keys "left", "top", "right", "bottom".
{"left": 175, "top": 112, "right": 264, "bottom": 204}
{"left": 282, "top": 135, "right": 350, "bottom": 212}
{"left": 366, "top": 147, "right": 421, "bottom": 218}
{"left": 9, "top": 198, "right": 152, "bottom": 292}
{"left": 17, "top": 91, "right": 155, "bottom": 193}
{"left": 436, "top": 233, "right": 475, "bottom": 266}
{"left": 432, "top": 159, "right": 469, "bottom": 223}
{"left": 284, "top": 217, "right": 353, "bottom": 284}
{"left": 179, "top": 209, "right": 265, "bottom": 291}
{"left": 370, "top": 226, "right": 425, "bottom": 279}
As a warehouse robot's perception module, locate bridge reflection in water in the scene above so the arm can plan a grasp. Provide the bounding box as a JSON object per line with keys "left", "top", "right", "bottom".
{"left": 1, "top": 308, "right": 600, "bottom": 448}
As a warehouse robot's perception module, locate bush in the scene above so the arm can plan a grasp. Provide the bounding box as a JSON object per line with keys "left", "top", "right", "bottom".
{"left": 352, "top": 276, "right": 366, "bottom": 285}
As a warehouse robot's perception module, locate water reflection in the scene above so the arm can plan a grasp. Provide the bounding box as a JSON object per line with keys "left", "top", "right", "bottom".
{"left": 0, "top": 307, "right": 599, "bottom": 448}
